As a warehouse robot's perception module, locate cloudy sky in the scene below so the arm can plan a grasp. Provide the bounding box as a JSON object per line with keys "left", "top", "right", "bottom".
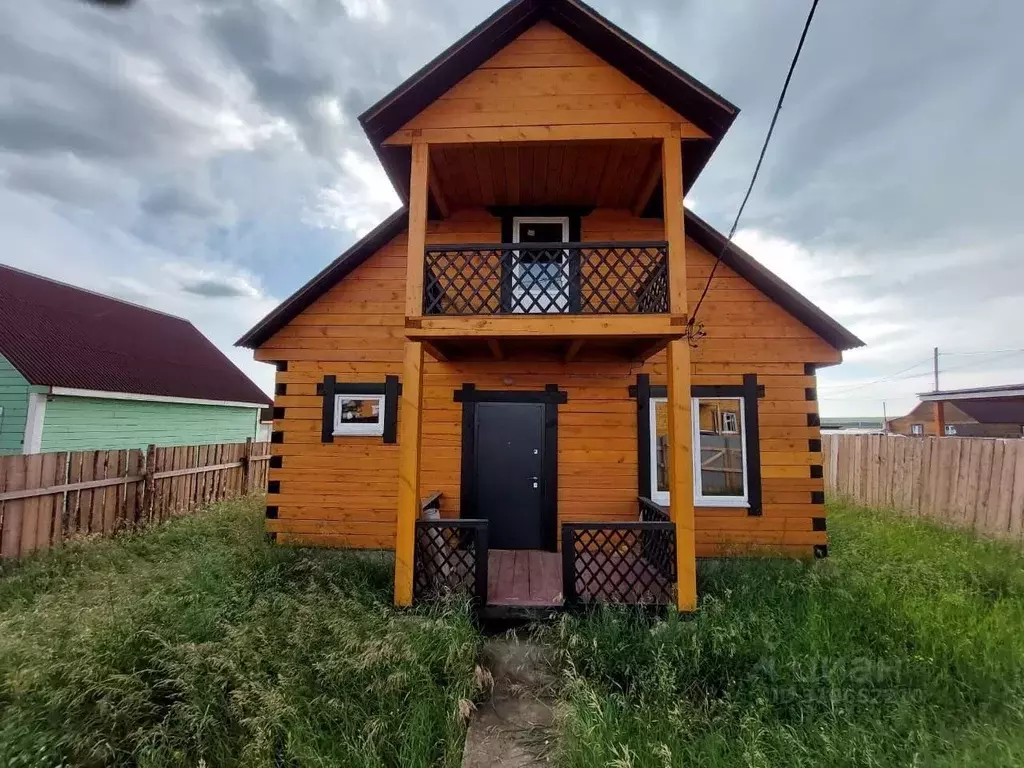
{"left": 1, "top": 0, "right": 1022, "bottom": 418}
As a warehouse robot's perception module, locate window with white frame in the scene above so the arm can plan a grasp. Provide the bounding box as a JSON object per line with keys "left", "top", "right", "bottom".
{"left": 911, "top": 423, "right": 924, "bottom": 436}
{"left": 649, "top": 397, "right": 749, "bottom": 507}
{"left": 333, "top": 394, "right": 385, "bottom": 436}
{"left": 944, "top": 424, "right": 957, "bottom": 436}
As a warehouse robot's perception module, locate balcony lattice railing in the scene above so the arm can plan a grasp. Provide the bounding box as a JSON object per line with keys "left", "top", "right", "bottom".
{"left": 424, "top": 241, "right": 669, "bottom": 316}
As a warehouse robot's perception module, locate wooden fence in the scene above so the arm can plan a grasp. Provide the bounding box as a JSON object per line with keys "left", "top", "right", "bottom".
{"left": 823, "top": 434, "right": 1024, "bottom": 541}
{"left": 0, "top": 441, "right": 271, "bottom": 560}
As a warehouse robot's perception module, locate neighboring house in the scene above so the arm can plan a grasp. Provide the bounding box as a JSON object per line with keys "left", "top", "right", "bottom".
{"left": 238, "top": 0, "right": 863, "bottom": 615}
{"left": 888, "top": 385, "right": 1024, "bottom": 438}
{"left": 0, "top": 265, "right": 271, "bottom": 455}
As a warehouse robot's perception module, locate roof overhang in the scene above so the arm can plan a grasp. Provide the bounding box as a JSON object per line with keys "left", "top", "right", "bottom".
{"left": 920, "top": 386, "right": 1024, "bottom": 401}
{"left": 357, "top": 0, "right": 739, "bottom": 205}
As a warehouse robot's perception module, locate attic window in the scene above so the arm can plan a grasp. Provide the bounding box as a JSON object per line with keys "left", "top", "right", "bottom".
{"left": 911, "top": 423, "right": 924, "bottom": 436}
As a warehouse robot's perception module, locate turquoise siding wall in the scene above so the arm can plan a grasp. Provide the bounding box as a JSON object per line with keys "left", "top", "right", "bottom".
{"left": 0, "top": 354, "right": 33, "bottom": 455}
{"left": 38, "top": 396, "right": 260, "bottom": 452}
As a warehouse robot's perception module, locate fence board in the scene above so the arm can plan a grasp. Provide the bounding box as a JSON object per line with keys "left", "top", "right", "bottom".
{"left": 0, "top": 441, "right": 270, "bottom": 561}
{"left": 825, "top": 434, "right": 1024, "bottom": 540}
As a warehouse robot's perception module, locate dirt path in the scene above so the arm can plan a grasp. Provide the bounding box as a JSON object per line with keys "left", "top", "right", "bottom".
{"left": 461, "top": 636, "right": 559, "bottom": 767}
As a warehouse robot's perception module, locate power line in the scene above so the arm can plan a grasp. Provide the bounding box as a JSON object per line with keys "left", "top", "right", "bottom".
{"left": 818, "top": 355, "right": 934, "bottom": 395}
{"left": 687, "top": 0, "right": 821, "bottom": 337}
{"left": 819, "top": 349, "right": 1024, "bottom": 401}
{"left": 940, "top": 348, "right": 1024, "bottom": 357}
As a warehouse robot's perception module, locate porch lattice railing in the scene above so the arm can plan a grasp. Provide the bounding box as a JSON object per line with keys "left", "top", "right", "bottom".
{"left": 561, "top": 499, "right": 676, "bottom": 607}
{"left": 412, "top": 518, "right": 489, "bottom": 604}
{"left": 423, "top": 241, "right": 669, "bottom": 316}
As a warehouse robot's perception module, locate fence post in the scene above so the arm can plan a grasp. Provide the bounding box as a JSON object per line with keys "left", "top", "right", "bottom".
{"left": 561, "top": 524, "right": 577, "bottom": 608}
{"left": 143, "top": 444, "right": 157, "bottom": 524}
{"left": 474, "top": 523, "right": 489, "bottom": 605}
{"left": 241, "top": 437, "right": 252, "bottom": 493}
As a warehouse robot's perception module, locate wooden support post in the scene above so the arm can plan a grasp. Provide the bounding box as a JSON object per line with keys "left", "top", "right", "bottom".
{"left": 662, "top": 128, "right": 687, "bottom": 318}
{"left": 936, "top": 401, "right": 946, "bottom": 437}
{"left": 405, "top": 138, "right": 430, "bottom": 319}
{"left": 394, "top": 340, "right": 425, "bottom": 606}
{"left": 666, "top": 339, "right": 696, "bottom": 612}
{"left": 661, "top": 128, "right": 696, "bottom": 612}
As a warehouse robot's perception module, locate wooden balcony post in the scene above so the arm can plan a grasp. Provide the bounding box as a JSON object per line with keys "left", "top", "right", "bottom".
{"left": 405, "top": 138, "right": 430, "bottom": 319}
{"left": 662, "top": 127, "right": 687, "bottom": 318}
{"left": 394, "top": 340, "right": 425, "bottom": 606}
{"left": 662, "top": 127, "right": 697, "bottom": 612}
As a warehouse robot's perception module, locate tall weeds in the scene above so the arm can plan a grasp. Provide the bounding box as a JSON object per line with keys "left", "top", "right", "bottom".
{"left": 0, "top": 497, "right": 478, "bottom": 767}
{"left": 549, "top": 505, "right": 1024, "bottom": 767}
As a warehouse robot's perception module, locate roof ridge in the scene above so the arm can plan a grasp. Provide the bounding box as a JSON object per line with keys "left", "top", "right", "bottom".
{"left": 0, "top": 263, "right": 188, "bottom": 323}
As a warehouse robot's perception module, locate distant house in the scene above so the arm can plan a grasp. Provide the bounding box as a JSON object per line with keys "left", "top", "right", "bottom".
{"left": 887, "top": 384, "right": 1024, "bottom": 438}
{"left": 0, "top": 265, "right": 271, "bottom": 455}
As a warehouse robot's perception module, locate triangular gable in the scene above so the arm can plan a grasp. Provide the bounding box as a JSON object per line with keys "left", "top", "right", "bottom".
{"left": 358, "top": 0, "right": 737, "bottom": 202}
{"left": 388, "top": 21, "right": 709, "bottom": 143}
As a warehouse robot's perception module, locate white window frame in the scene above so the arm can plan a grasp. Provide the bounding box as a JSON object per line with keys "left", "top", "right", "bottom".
{"left": 720, "top": 411, "right": 739, "bottom": 434}
{"left": 333, "top": 393, "right": 385, "bottom": 437}
{"left": 511, "top": 216, "right": 570, "bottom": 314}
{"left": 944, "top": 424, "right": 957, "bottom": 436}
{"left": 911, "top": 423, "right": 924, "bottom": 436}
{"left": 649, "top": 396, "right": 749, "bottom": 508}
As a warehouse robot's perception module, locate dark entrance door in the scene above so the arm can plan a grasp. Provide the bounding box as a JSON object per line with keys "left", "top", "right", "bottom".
{"left": 474, "top": 402, "right": 547, "bottom": 550}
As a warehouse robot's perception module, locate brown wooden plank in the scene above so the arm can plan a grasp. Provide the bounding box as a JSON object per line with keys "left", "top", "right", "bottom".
{"left": 19, "top": 454, "right": 45, "bottom": 555}
{"left": 35, "top": 452, "right": 60, "bottom": 550}
{"left": 77, "top": 451, "right": 98, "bottom": 533}
{"left": 0, "top": 455, "right": 27, "bottom": 558}
{"left": 100, "top": 450, "right": 119, "bottom": 534}
{"left": 125, "top": 449, "right": 142, "bottom": 526}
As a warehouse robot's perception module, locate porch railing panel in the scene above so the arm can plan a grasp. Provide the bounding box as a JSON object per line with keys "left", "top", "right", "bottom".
{"left": 423, "top": 241, "right": 669, "bottom": 316}
{"left": 413, "top": 519, "right": 488, "bottom": 604}
{"left": 562, "top": 514, "right": 676, "bottom": 608}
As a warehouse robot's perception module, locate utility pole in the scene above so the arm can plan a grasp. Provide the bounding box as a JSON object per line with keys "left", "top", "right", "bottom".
{"left": 933, "top": 346, "right": 940, "bottom": 392}
{"left": 933, "top": 346, "right": 946, "bottom": 436}
{"left": 882, "top": 401, "right": 888, "bottom": 433}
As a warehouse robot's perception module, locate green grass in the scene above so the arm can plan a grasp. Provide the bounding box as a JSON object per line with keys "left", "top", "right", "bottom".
{"left": 0, "top": 497, "right": 478, "bottom": 768}
{"left": 548, "top": 504, "right": 1024, "bottom": 767}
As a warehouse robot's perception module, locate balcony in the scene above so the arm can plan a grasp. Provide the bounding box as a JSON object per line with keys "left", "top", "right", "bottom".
{"left": 408, "top": 240, "right": 681, "bottom": 361}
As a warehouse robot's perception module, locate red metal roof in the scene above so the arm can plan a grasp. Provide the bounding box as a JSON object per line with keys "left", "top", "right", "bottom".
{"left": 0, "top": 265, "right": 271, "bottom": 406}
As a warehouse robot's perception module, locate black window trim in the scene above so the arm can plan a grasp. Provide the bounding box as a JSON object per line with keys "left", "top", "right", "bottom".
{"left": 630, "top": 373, "right": 763, "bottom": 516}
{"left": 320, "top": 375, "right": 402, "bottom": 443}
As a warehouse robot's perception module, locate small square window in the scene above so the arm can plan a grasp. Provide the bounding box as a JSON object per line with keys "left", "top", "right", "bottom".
{"left": 944, "top": 424, "right": 957, "bottom": 436}
{"left": 911, "top": 423, "right": 924, "bottom": 436}
{"left": 333, "top": 394, "right": 385, "bottom": 436}
{"left": 720, "top": 411, "right": 739, "bottom": 434}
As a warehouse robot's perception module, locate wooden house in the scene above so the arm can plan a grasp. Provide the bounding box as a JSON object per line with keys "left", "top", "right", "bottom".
{"left": 0, "top": 265, "right": 270, "bottom": 454}
{"left": 238, "top": 0, "right": 862, "bottom": 615}
{"left": 888, "top": 385, "right": 1024, "bottom": 438}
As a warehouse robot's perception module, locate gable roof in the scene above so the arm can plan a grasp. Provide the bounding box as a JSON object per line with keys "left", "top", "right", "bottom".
{"left": 236, "top": 208, "right": 863, "bottom": 352}
{"left": 0, "top": 264, "right": 271, "bottom": 406}
{"left": 357, "top": 0, "right": 739, "bottom": 204}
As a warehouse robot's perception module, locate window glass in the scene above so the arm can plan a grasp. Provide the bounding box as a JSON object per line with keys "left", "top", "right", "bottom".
{"left": 911, "top": 423, "right": 924, "bottom": 435}
{"left": 695, "top": 398, "right": 745, "bottom": 499}
{"left": 650, "top": 396, "right": 748, "bottom": 506}
{"left": 333, "top": 395, "right": 385, "bottom": 436}
{"left": 653, "top": 399, "right": 669, "bottom": 501}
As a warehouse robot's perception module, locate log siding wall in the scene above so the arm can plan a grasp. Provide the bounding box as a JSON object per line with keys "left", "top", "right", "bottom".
{"left": 258, "top": 208, "right": 836, "bottom": 556}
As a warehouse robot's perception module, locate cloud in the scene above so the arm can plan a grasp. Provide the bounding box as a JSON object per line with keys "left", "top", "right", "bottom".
{"left": 0, "top": 0, "right": 1022, "bottom": 417}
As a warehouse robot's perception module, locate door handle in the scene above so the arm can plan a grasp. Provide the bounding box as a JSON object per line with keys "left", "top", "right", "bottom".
{"left": 529, "top": 475, "right": 539, "bottom": 488}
